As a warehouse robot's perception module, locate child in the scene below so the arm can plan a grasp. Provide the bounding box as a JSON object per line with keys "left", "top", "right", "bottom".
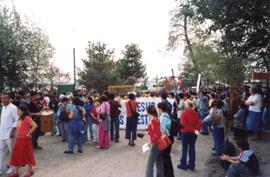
{"left": 220, "top": 140, "right": 260, "bottom": 177}
{"left": 8, "top": 106, "right": 37, "bottom": 177}
{"left": 91, "top": 99, "right": 100, "bottom": 143}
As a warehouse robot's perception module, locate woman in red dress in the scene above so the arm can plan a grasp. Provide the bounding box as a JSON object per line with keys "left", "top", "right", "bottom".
{"left": 8, "top": 106, "right": 37, "bottom": 177}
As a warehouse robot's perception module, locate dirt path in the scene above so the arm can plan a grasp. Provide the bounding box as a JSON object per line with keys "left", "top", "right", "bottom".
{"left": 2, "top": 131, "right": 268, "bottom": 177}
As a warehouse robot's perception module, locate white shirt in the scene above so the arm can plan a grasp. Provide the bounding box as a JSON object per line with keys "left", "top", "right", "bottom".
{"left": 0, "top": 103, "right": 19, "bottom": 140}
{"left": 246, "top": 94, "right": 262, "bottom": 112}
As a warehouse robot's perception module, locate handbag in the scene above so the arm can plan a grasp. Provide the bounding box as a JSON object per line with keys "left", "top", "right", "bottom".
{"left": 157, "top": 135, "right": 172, "bottom": 151}
{"left": 150, "top": 119, "right": 172, "bottom": 151}
{"left": 128, "top": 101, "right": 139, "bottom": 119}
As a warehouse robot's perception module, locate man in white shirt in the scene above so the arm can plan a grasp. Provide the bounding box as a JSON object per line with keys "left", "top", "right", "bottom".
{"left": 0, "top": 93, "right": 19, "bottom": 175}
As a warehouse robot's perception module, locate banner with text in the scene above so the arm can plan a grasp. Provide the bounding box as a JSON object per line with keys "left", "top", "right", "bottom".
{"left": 119, "top": 97, "right": 174, "bottom": 130}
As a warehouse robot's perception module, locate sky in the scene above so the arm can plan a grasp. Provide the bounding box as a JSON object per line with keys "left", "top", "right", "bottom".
{"left": 1, "top": 0, "right": 184, "bottom": 81}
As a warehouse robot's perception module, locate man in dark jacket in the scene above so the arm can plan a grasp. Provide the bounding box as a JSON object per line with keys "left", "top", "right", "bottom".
{"left": 109, "top": 93, "right": 121, "bottom": 143}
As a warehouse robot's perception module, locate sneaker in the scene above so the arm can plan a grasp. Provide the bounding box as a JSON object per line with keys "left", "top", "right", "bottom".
{"left": 187, "top": 165, "right": 195, "bottom": 171}
{"left": 6, "top": 168, "right": 13, "bottom": 175}
{"left": 78, "top": 150, "right": 83, "bottom": 153}
{"left": 64, "top": 150, "right": 74, "bottom": 154}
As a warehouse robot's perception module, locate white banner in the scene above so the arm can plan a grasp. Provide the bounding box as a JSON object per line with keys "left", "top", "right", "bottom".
{"left": 119, "top": 97, "right": 174, "bottom": 130}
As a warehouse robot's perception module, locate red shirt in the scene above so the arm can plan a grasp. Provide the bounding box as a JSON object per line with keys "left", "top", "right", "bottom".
{"left": 181, "top": 109, "right": 202, "bottom": 133}
{"left": 16, "top": 116, "right": 32, "bottom": 138}
{"left": 91, "top": 106, "right": 99, "bottom": 125}
{"left": 147, "top": 118, "right": 161, "bottom": 144}
{"left": 125, "top": 100, "right": 138, "bottom": 118}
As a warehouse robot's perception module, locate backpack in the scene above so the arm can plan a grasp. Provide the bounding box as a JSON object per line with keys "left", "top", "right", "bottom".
{"left": 59, "top": 109, "right": 69, "bottom": 122}
{"left": 219, "top": 137, "right": 236, "bottom": 170}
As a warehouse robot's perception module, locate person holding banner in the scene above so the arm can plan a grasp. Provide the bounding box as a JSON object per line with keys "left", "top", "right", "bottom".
{"left": 125, "top": 93, "right": 138, "bottom": 147}
{"left": 145, "top": 105, "right": 164, "bottom": 177}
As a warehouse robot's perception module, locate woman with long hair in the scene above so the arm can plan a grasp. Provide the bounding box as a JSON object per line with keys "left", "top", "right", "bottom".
{"left": 8, "top": 106, "right": 37, "bottom": 177}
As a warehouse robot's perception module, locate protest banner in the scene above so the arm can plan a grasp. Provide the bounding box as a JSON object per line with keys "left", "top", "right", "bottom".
{"left": 119, "top": 97, "right": 174, "bottom": 130}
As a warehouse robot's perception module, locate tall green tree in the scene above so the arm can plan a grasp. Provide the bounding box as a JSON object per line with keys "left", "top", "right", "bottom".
{"left": 0, "top": 7, "right": 27, "bottom": 91}
{"left": 78, "top": 41, "right": 119, "bottom": 92}
{"left": 192, "top": 0, "right": 270, "bottom": 72}
{"left": 116, "top": 44, "right": 146, "bottom": 85}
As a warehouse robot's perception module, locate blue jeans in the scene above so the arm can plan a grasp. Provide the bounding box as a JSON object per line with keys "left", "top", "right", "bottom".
{"left": 212, "top": 126, "right": 224, "bottom": 156}
{"left": 228, "top": 163, "right": 251, "bottom": 177}
{"left": 146, "top": 144, "right": 164, "bottom": 177}
{"left": 125, "top": 117, "right": 137, "bottom": 141}
{"left": 199, "top": 109, "right": 209, "bottom": 134}
{"left": 59, "top": 121, "right": 70, "bottom": 141}
{"left": 51, "top": 113, "right": 58, "bottom": 136}
{"left": 68, "top": 133, "right": 83, "bottom": 152}
{"left": 110, "top": 116, "right": 120, "bottom": 141}
{"left": 86, "top": 117, "right": 94, "bottom": 141}
{"left": 180, "top": 133, "right": 197, "bottom": 169}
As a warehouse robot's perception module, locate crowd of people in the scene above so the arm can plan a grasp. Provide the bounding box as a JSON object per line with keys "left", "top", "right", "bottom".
{"left": 0, "top": 84, "right": 267, "bottom": 177}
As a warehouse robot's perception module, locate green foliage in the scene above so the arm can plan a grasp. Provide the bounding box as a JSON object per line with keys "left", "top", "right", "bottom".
{"left": 192, "top": 0, "right": 270, "bottom": 71}
{"left": 78, "top": 42, "right": 119, "bottom": 92}
{"left": 116, "top": 44, "right": 146, "bottom": 85}
{"left": 0, "top": 6, "right": 55, "bottom": 91}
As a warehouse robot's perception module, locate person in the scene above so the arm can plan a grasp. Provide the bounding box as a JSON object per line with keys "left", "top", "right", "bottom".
{"left": 161, "top": 92, "right": 172, "bottom": 117}
{"left": 233, "top": 102, "right": 248, "bottom": 141}
{"left": 207, "top": 100, "right": 225, "bottom": 156}
{"left": 109, "top": 93, "right": 121, "bottom": 143}
{"left": 84, "top": 96, "right": 94, "bottom": 142}
{"left": 145, "top": 105, "right": 164, "bottom": 177}
{"left": 64, "top": 97, "right": 86, "bottom": 154}
{"left": 49, "top": 96, "right": 59, "bottom": 136}
{"left": 245, "top": 87, "right": 262, "bottom": 140}
{"left": 91, "top": 99, "right": 100, "bottom": 143}
{"left": 157, "top": 102, "right": 174, "bottom": 177}
{"left": 198, "top": 91, "right": 209, "bottom": 135}
{"left": 178, "top": 100, "right": 201, "bottom": 171}
{"left": 177, "top": 93, "right": 185, "bottom": 119}
{"left": 58, "top": 98, "right": 70, "bottom": 142}
{"left": 8, "top": 106, "right": 37, "bottom": 177}
{"left": 125, "top": 93, "right": 138, "bottom": 146}
{"left": 220, "top": 140, "right": 260, "bottom": 177}
{"left": 0, "top": 93, "right": 19, "bottom": 175}
{"left": 28, "top": 92, "right": 42, "bottom": 150}
{"left": 96, "top": 95, "right": 111, "bottom": 149}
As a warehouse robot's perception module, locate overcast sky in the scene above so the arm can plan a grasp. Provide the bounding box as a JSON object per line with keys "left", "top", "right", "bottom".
{"left": 2, "top": 0, "right": 184, "bottom": 80}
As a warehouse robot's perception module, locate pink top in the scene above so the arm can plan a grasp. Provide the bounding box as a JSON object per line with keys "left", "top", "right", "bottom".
{"left": 99, "top": 102, "right": 110, "bottom": 115}
{"left": 16, "top": 116, "right": 32, "bottom": 138}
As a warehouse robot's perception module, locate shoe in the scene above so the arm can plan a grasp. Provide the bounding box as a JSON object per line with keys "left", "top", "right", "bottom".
{"left": 24, "top": 171, "right": 34, "bottom": 177}
{"left": 64, "top": 150, "right": 74, "bottom": 154}
{"left": 78, "top": 150, "right": 83, "bottom": 153}
{"left": 6, "top": 167, "right": 13, "bottom": 175}
{"left": 187, "top": 165, "right": 195, "bottom": 171}
{"left": 7, "top": 173, "right": 19, "bottom": 177}
{"left": 34, "top": 145, "right": 42, "bottom": 150}
{"left": 130, "top": 142, "right": 135, "bottom": 147}
{"left": 62, "top": 139, "right": 66, "bottom": 142}
{"left": 96, "top": 146, "right": 101, "bottom": 149}
{"left": 200, "top": 132, "right": 209, "bottom": 136}
{"left": 115, "top": 140, "right": 119, "bottom": 143}
{"left": 177, "top": 164, "right": 187, "bottom": 171}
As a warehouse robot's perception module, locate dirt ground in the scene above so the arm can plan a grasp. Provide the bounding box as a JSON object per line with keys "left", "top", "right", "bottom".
{"left": 1, "top": 131, "right": 269, "bottom": 177}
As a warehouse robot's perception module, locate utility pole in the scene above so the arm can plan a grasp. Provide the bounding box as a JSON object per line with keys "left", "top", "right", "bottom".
{"left": 73, "top": 48, "right": 76, "bottom": 90}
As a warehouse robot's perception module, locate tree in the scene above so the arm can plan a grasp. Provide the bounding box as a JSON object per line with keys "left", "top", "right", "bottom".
{"left": 78, "top": 42, "right": 119, "bottom": 92}
{"left": 24, "top": 26, "right": 55, "bottom": 88}
{"left": 192, "top": 0, "right": 270, "bottom": 71}
{"left": 43, "top": 63, "right": 71, "bottom": 91}
{"left": 116, "top": 44, "right": 146, "bottom": 85}
{"left": 0, "top": 7, "right": 28, "bottom": 91}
